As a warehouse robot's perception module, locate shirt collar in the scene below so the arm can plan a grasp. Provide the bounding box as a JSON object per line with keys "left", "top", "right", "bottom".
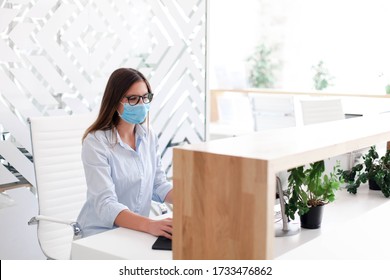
{"left": 135, "top": 123, "right": 148, "bottom": 138}
{"left": 113, "top": 124, "right": 148, "bottom": 148}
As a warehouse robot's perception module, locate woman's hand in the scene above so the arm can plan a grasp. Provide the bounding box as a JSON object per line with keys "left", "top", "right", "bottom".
{"left": 115, "top": 209, "right": 173, "bottom": 238}
{"left": 147, "top": 218, "right": 173, "bottom": 239}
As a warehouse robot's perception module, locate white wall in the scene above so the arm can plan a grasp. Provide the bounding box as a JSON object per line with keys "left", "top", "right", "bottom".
{"left": 209, "top": 0, "right": 390, "bottom": 93}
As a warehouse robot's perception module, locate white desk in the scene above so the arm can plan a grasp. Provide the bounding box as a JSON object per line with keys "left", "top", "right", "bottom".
{"left": 275, "top": 185, "right": 390, "bottom": 259}
{"left": 277, "top": 191, "right": 390, "bottom": 259}
{"left": 71, "top": 214, "right": 172, "bottom": 260}
{"left": 71, "top": 185, "right": 389, "bottom": 260}
{"left": 341, "top": 96, "right": 390, "bottom": 117}
{"left": 277, "top": 203, "right": 390, "bottom": 259}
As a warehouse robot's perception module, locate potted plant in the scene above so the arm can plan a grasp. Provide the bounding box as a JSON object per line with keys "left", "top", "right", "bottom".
{"left": 385, "top": 84, "right": 390, "bottom": 95}
{"left": 312, "top": 60, "right": 334, "bottom": 91}
{"left": 285, "top": 160, "right": 341, "bottom": 229}
{"left": 338, "top": 146, "right": 390, "bottom": 198}
{"left": 246, "top": 43, "right": 280, "bottom": 88}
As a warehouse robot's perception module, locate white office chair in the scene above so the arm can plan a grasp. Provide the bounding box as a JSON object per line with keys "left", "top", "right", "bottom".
{"left": 299, "top": 97, "right": 357, "bottom": 170}
{"left": 27, "top": 113, "right": 170, "bottom": 259}
{"left": 248, "top": 93, "right": 296, "bottom": 131}
{"left": 300, "top": 98, "right": 345, "bottom": 125}
{"left": 27, "top": 113, "right": 95, "bottom": 260}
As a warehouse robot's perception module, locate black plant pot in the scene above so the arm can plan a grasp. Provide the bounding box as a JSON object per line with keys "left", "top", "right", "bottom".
{"left": 300, "top": 205, "right": 324, "bottom": 229}
{"left": 369, "top": 179, "right": 381, "bottom": 191}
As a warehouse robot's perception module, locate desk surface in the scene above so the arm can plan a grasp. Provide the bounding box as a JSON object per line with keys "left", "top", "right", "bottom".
{"left": 179, "top": 113, "right": 390, "bottom": 173}
{"left": 71, "top": 214, "right": 172, "bottom": 260}
{"left": 277, "top": 203, "right": 390, "bottom": 259}
{"left": 275, "top": 184, "right": 390, "bottom": 259}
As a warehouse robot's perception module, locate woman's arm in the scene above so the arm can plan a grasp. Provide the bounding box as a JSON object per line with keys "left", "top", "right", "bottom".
{"left": 164, "top": 189, "right": 173, "bottom": 204}
{"left": 82, "top": 133, "right": 128, "bottom": 229}
{"left": 114, "top": 209, "right": 172, "bottom": 239}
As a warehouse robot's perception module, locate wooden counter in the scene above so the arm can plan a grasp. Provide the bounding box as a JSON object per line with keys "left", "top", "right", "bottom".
{"left": 172, "top": 113, "right": 390, "bottom": 259}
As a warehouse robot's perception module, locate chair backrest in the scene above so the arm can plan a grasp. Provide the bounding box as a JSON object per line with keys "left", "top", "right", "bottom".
{"left": 29, "top": 113, "right": 95, "bottom": 259}
{"left": 216, "top": 92, "right": 253, "bottom": 125}
{"left": 300, "top": 98, "right": 345, "bottom": 125}
{"left": 248, "top": 93, "right": 296, "bottom": 131}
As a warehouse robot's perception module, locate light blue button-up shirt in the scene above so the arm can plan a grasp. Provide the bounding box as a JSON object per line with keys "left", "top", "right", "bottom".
{"left": 77, "top": 124, "right": 172, "bottom": 237}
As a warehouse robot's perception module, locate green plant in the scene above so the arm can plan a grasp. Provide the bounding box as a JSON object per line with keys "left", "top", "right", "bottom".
{"left": 385, "top": 84, "right": 390, "bottom": 95}
{"left": 246, "top": 43, "right": 279, "bottom": 88}
{"left": 285, "top": 160, "right": 341, "bottom": 220}
{"left": 338, "top": 146, "right": 390, "bottom": 197}
{"left": 312, "top": 60, "right": 334, "bottom": 90}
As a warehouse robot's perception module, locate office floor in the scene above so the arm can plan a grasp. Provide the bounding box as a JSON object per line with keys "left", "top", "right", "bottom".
{"left": 0, "top": 187, "right": 45, "bottom": 259}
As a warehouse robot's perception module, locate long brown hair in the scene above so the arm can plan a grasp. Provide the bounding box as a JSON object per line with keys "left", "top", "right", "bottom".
{"left": 82, "top": 68, "right": 152, "bottom": 141}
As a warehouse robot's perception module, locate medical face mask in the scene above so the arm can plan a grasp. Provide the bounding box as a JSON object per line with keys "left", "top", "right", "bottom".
{"left": 118, "top": 103, "right": 150, "bottom": 124}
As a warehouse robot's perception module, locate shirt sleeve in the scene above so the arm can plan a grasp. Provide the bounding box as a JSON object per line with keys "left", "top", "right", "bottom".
{"left": 82, "top": 133, "right": 128, "bottom": 228}
{"left": 150, "top": 130, "right": 173, "bottom": 203}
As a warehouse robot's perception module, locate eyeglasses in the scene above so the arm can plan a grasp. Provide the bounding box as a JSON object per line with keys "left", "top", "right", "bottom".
{"left": 124, "top": 93, "right": 154, "bottom": 106}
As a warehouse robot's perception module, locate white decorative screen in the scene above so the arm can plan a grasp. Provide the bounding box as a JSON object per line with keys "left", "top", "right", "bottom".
{"left": 0, "top": 0, "right": 206, "bottom": 187}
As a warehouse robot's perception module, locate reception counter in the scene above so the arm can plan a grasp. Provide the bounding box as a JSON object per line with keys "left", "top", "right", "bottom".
{"left": 173, "top": 113, "right": 390, "bottom": 259}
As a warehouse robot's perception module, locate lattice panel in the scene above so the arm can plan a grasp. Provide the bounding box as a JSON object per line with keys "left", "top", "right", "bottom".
{"left": 0, "top": 0, "right": 206, "bottom": 186}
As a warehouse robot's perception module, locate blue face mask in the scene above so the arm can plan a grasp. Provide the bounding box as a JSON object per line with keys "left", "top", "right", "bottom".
{"left": 118, "top": 103, "right": 150, "bottom": 124}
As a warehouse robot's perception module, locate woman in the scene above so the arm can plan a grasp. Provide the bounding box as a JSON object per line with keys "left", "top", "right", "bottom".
{"left": 77, "top": 68, "right": 173, "bottom": 239}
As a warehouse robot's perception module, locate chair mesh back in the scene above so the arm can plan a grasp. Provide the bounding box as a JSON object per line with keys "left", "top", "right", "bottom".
{"left": 29, "top": 114, "right": 95, "bottom": 259}
{"left": 248, "top": 94, "right": 296, "bottom": 131}
{"left": 300, "top": 98, "right": 344, "bottom": 125}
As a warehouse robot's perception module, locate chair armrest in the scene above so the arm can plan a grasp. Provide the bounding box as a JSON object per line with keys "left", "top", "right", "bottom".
{"left": 28, "top": 215, "right": 82, "bottom": 238}
{"left": 158, "top": 203, "right": 168, "bottom": 214}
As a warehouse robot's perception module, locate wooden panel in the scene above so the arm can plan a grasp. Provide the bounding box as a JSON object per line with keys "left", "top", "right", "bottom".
{"left": 173, "top": 149, "right": 275, "bottom": 259}
{"left": 210, "top": 90, "right": 221, "bottom": 122}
